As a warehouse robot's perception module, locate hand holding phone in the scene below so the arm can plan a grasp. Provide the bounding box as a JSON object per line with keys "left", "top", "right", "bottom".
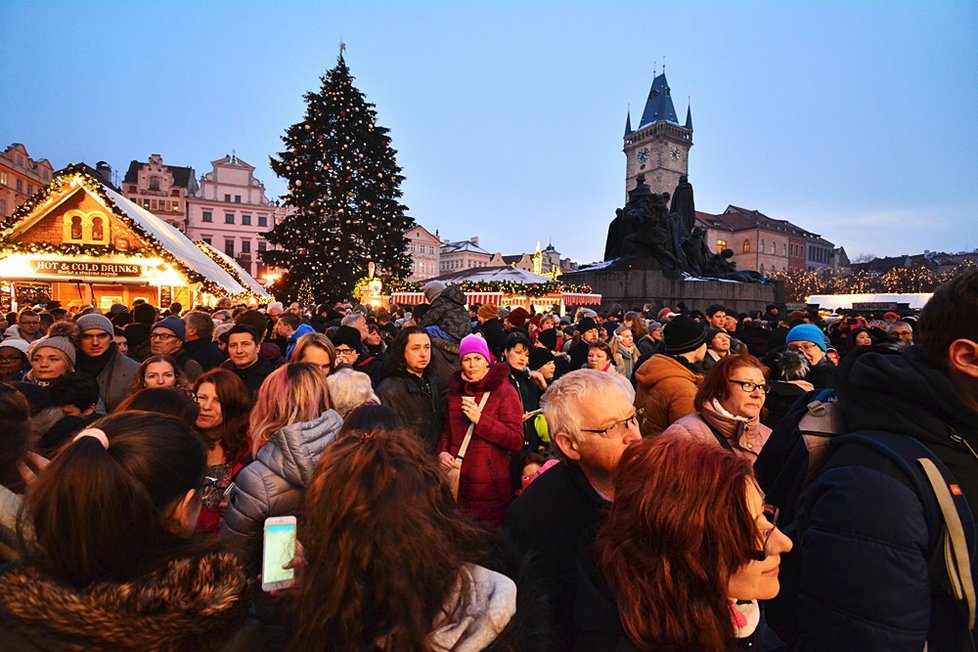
{"left": 261, "top": 516, "right": 297, "bottom": 592}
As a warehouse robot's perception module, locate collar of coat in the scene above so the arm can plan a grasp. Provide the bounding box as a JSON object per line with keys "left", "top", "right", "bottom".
{"left": 452, "top": 362, "right": 511, "bottom": 394}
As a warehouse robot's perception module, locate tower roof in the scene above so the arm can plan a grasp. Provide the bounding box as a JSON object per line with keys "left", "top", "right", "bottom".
{"left": 685, "top": 102, "right": 693, "bottom": 131}
{"left": 638, "top": 72, "right": 680, "bottom": 129}
{"left": 624, "top": 109, "right": 632, "bottom": 136}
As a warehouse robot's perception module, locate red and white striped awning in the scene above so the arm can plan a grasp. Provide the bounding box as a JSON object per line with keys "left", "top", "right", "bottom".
{"left": 562, "top": 292, "right": 602, "bottom": 306}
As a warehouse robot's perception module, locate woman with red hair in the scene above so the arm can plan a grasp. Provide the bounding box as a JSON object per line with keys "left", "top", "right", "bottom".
{"left": 576, "top": 436, "right": 792, "bottom": 650}
{"left": 661, "top": 353, "right": 773, "bottom": 459}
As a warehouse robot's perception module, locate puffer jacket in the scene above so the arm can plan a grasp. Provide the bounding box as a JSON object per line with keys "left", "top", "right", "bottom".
{"left": 634, "top": 354, "right": 703, "bottom": 437}
{"left": 0, "top": 551, "right": 256, "bottom": 651}
{"left": 438, "top": 364, "right": 523, "bottom": 528}
{"left": 661, "top": 400, "right": 772, "bottom": 460}
{"left": 221, "top": 409, "right": 343, "bottom": 572}
{"left": 420, "top": 286, "right": 472, "bottom": 343}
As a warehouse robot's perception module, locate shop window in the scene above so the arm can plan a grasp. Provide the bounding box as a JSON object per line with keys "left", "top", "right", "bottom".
{"left": 63, "top": 210, "right": 110, "bottom": 244}
{"left": 202, "top": 211, "right": 212, "bottom": 223}
{"left": 716, "top": 239, "right": 727, "bottom": 254}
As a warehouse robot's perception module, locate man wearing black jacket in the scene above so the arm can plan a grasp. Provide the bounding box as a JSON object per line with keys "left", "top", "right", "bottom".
{"left": 376, "top": 326, "right": 444, "bottom": 452}
{"left": 183, "top": 311, "right": 227, "bottom": 372}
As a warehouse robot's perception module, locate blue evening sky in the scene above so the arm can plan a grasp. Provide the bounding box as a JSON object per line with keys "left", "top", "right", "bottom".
{"left": 2, "top": 1, "right": 976, "bottom": 264}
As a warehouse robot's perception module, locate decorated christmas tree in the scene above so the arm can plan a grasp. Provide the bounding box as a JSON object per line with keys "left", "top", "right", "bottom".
{"left": 263, "top": 49, "right": 414, "bottom": 302}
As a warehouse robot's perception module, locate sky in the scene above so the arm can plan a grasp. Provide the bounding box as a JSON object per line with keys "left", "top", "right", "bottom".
{"left": 2, "top": 1, "right": 976, "bottom": 264}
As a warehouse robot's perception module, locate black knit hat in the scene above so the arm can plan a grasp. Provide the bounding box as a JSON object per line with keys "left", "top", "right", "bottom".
{"left": 330, "top": 325, "right": 364, "bottom": 354}
{"left": 663, "top": 316, "right": 707, "bottom": 355}
{"left": 529, "top": 347, "right": 555, "bottom": 371}
{"left": 576, "top": 317, "right": 599, "bottom": 335}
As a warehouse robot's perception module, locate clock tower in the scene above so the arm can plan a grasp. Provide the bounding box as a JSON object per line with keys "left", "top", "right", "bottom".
{"left": 623, "top": 71, "right": 693, "bottom": 198}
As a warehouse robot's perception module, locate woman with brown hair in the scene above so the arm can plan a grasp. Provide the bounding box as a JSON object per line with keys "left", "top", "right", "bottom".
{"left": 129, "top": 354, "right": 191, "bottom": 395}
{"left": 292, "top": 427, "right": 517, "bottom": 651}
{"left": 576, "top": 436, "right": 792, "bottom": 650}
{"left": 192, "top": 369, "right": 253, "bottom": 532}
{"left": 661, "top": 353, "right": 773, "bottom": 459}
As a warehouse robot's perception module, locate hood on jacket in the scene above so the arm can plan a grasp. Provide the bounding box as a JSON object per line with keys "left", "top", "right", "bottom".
{"left": 438, "top": 285, "right": 469, "bottom": 308}
{"left": 0, "top": 551, "right": 249, "bottom": 651}
{"left": 259, "top": 409, "right": 344, "bottom": 487}
{"left": 429, "top": 563, "right": 516, "bottom": 652}
{"left": 288, "top": 322, "right": 316, "bottom": 344}
{"left": 451, "top": 362, "right": 512, "bottom": 395}
{"left": 634, "top": 353, "right": 701, "bottom": 388}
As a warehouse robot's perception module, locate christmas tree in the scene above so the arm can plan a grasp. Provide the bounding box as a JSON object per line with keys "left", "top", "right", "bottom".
{"left": 263, "top": 50, "right": 414, "bottom": 302}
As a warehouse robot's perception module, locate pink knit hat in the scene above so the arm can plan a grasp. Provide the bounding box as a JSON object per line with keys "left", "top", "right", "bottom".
{"left": 458, "top": 334, "right": 492, "bottom": 364}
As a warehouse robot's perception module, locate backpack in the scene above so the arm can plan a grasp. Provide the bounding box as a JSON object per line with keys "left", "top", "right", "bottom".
{"left": 754, "top": 389, "right": 977, "bottom": 650}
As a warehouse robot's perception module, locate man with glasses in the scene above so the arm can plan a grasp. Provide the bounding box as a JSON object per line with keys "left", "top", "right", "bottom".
{"left": 886, "top": 320, "right": 915, "bottom": 347}
{"left": 150, "top": 316, "right": 203, "bottom": 382}
{"left": 782, "top": 323, "right": 835, "bottom": 389}
{"left": 11, "top": 309, "right": 42, "bottom": 343}
{"left": 74, "top": 313, "right": 139, "bottom": 412}
{"left": 505, "top": 369, "right": 641, "bottom": 650}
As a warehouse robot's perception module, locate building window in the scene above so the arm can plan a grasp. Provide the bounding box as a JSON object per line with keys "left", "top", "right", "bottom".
{"left": 63, "top": 211, "right": 109, "bottom": 244}
{"left": 242, "top": 214, "right": 252, "bottom": 226}
{"left": 143, "top": 199, "right": 150, "bottom": 208}
{"left": 760, "top": 239, "right": 765, "bottom": 253}
{"left": 241, "top": 240, "right": 251, "bottom": 254}
{"left": 760, "top": 264, "right": 765, "bottom": 274}
{"left": 234, "top": 195, "right": 241, "bottom": 203}
{"left": 26, "top": 184, "right": 33, "bottom": 195}
{"left": 258, "top": 215, "right": 267, "bottom": 227}
{"left": 224, "top": 194, "right": 231, "bottom": 202}
{"left": 225, "top": 213, "right": 235, "bottom": 224}
{"left": 743, "top": 239, "right": 751, "bottom": 253}
{"left": 16, "top": 179, "right": 23, "bottom": 193}
{"left": 257, "top": 241, "right": 267, "bottom": 252}
{"left": 202, "top": 211, "right": 212, "bottom": 223}
{"left": 716, "top": 239, "right": 727, "bottom": 254}
{"left": 224, "top": 239, "right": 235, "bottom": 257}
{"left": 149, "top": 177, "right": 160, "bottom": 190}
{"left": 0, "top": 171, "right": 7, "bottom": 186}
{"left": 783, "top": 243, "right": 787, "bottom": 256}
{"left": 203, "top": 237, "right": 212, "bottom": 245}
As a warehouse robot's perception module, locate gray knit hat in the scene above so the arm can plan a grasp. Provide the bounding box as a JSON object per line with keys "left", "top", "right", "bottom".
{"left": 423, "top": 280, "right": 447, "bottom": 303}
{"left": 27, "top": 335, "right": 77, "bottom": 367}
{"left": 76, "top": 313, "right": 113, "bottom": 335}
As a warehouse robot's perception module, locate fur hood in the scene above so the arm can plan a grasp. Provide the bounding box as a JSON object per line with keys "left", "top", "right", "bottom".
{"left": 0, "top": 551, "right": 250, "bottom": 651}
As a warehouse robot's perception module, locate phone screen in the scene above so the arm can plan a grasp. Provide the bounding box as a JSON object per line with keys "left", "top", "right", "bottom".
{"left": 262, "top": 522, "right": 296, "bottom": 584}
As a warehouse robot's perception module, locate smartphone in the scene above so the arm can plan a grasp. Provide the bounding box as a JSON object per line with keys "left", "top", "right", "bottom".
{"left": 261, "top": 515, "right": 297, "bottom": 592}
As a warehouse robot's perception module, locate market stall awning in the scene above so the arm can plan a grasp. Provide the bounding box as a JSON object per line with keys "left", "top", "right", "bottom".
{"left": 562, "top": 292, "right": 603, "bottom": 306}
{"left": 199, "top": 242, "right": 271, "bottom": 300}
{"left": 391, "top": 291, "right": 506, "bottom": 306}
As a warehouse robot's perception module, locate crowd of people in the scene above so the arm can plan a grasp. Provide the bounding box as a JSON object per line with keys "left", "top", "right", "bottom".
{"left": 0, "top": 270, "right": 974, "bottom": 651}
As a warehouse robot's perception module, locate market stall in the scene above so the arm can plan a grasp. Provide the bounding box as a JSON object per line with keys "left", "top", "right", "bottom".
{"left": 0, "top": 166, "right": 268, "bottom": 311}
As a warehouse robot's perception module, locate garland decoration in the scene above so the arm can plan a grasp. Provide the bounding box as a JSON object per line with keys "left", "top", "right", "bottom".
{"left": 196, "top": 242, "right": 270, "bottom": 302}
{"left": 388, "top": 279, "right": 594, "bottom": 296}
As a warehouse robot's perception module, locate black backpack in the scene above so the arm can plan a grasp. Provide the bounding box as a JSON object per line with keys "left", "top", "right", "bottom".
{"left": 754, "top": 389, "right": 976, "bottom": 650}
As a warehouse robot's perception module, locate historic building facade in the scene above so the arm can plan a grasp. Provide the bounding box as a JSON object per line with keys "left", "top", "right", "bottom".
{"left": 404, "top": 224, "right": 441, "bottom": 281}
{"left": 185, "top": 154, "right": 276, "bottom": 279}
{"left": 121, "top": 154, "right": 198, "bottom": 232}
{"left": 440, "top": 237, "right": 492, "bottom": 273}
{"left": 623, "top": 72, "right": 693, "bottom": 198}
{"left": 0, "top": 143, "right": 53, "bottom": 220}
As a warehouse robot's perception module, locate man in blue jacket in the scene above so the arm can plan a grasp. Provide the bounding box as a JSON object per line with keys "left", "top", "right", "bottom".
{"left": 768, "top": 269, "right": 978, "bottom": 651}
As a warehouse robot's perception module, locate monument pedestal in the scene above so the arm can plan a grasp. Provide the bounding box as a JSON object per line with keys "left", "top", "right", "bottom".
{"left": 563, "top": 268, "right": 781, "bottom": 314}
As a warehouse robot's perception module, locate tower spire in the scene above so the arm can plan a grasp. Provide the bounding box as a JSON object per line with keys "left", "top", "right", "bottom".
{"left": 625, "top": 105, "right": 632, "bottom": 136}
{"left": 685, "top": 99, "right": 693, "bottom": 131}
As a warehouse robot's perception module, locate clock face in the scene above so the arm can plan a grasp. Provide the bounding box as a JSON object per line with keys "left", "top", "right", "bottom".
{"left": 637, "top": 147, "right": 650, "bottom": 164}
{"left": 670, "top": 146, "right": 681, "bottom": 161}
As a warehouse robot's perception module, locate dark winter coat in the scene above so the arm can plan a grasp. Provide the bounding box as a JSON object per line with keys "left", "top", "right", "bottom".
{"left": 376, "top": 370, "right": 445, "bottom": 452}
{"left": 171, "top": 348, "right": 204, "bottom": 383}
{"left": 761, "top": 346, "right": 978, "bottom": 651}
{"left": 0, "top": 552, "right": 257, "bottom": 651}
{"left": 437, "top": 363, "right": 523, "bottom": 528}
{"left": 427, "top": 333, "right": 461, "bottom": 392}
{"left": 504, "top": 461, "right": 610, "bottom": 651}
{"left": 420, "top": 286, "right": 472, "bottom": 343}
{"left": 479, "top": 317, "right": 507, "bottom": 360}
{"left": 183, "top": 337, "right": 229, "bottom": 372}
{"left": 352, "top": 353, "right": 385, "bottom": 387}
{"left": 76, "top": 345, "right": 140, "bottom": 413}
{"left": 507, "top": 366, "right": 543, "bottom": 447}
{"left": 229, "top": 355, "right": 276, "bottom": 399}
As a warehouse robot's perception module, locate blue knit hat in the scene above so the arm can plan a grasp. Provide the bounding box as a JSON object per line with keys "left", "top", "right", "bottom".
{"left": 785, "top": 324, "right": 827, "bottom": 351}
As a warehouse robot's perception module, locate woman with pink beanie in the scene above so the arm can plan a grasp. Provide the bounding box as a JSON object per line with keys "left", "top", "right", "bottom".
{"left": 437, "top": 334, "right": 524, "bottom": 527}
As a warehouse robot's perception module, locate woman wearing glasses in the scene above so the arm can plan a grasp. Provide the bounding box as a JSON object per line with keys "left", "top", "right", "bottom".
{"left": 576, "top": 436, "right": 791, "bottom": 650}
{"left": 661, "top": 354, "right": 773, "bottom": 459}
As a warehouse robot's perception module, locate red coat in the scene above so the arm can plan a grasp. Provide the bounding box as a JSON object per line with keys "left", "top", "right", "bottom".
{"left": 438, "top": 363, "right": 524, "bottom": 527}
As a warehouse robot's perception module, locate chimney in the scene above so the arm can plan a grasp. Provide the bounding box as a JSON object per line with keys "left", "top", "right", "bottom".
{"left": 470, "top": 236, "right": 479, "bottom": 246}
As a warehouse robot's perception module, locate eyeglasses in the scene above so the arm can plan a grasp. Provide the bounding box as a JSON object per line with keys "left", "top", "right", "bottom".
{"left": 581, "top": 409, "right": 643, "bottom": 439}
{"left": 334, "top": 347, "right": 356, "bottom": 357}
{"left": 747, "top": 504, "right": 780, "bottom": 561}
{"left": 729, "top": 379, "right": 770, "bottom": 395}
{"left": 151, "top": 332, "right": 178, "bottom": 341}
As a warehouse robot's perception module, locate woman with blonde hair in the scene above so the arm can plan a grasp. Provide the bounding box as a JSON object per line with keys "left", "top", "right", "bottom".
{"left": 289, "top": 331, "right": 336, "bottom": 376}
{"left": 611, "top": 325, "right": 641, "bottom": 379}
{"left": 221, "top": 362, "right": 342, "bottom": 572}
